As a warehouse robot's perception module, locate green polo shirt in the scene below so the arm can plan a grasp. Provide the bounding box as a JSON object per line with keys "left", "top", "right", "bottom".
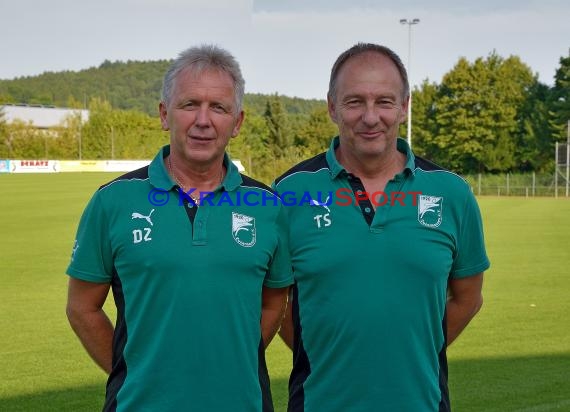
{"left": 67, "top": 145, "right": 293, "bottom": 412}
{"left": 273, "top": 137, "right": 490, "bottom": 412}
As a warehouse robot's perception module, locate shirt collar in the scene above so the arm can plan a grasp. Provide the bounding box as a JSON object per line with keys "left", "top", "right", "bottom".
{"left": 149, "top": 145, "right": 243, "bottom": 191}
{"left": 397, "top": 137, "right": 416, "bottom": 175}
{"left": 325, "top": 136, "right": 345, "bottom": 178}
{"left": 325, "top": 136, "right": 416, "bottom": 179}
{"left": 148, "top": 145, "right": 173, "bottom": 190}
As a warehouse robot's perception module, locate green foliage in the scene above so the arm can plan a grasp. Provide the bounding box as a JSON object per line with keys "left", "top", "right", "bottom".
{"left": 294, "top": 106, "right": 337, "bottom": 153}
{"left": 0, "top": 62, "right": 326, "bottom": 118}
{"left": 228, "top": 113, "right": 266, "bottom": 177}
{"left": 408, "top": 80, "right": 438, "bottom": 160}
{"left": 244, "top": 93, "right": 325, "bottom": 116}
{"left": 0, "top": 60, "right": 171, "bottom": 116}
{"left": 439, "top": 54, "right": 530, "bottom": 172}
{"left": 0, "top": 97, "right": 169, "bottom": 161}
{"left": 0, "top": 120, "right": 50, "bottom": 158}
{"left": 413, "top": 53, "right": 550, "bottom": 174}
{"left": 78, "top": 98, "right": 167, "bottom": 160}
{"left": 516, "top": 82, "right": 553, "bottom": 172}
{"left": 81, "top": 98, "right": 114, "bottom": 159}
{"left": 264, "top": 95, "right": 293, "bottom": 157}
{"left": 0, "top": 105, "right": 6, "bottom": 139}
{"left": 0, "top": 51, "right": 567, "bottom": 176}
{"left": 549, "top": 55, "right": 570, "bottom": 142}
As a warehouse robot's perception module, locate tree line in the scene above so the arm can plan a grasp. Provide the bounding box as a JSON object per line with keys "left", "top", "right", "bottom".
{"left": 0, "top": 51, "right": 568, "bottom": 183}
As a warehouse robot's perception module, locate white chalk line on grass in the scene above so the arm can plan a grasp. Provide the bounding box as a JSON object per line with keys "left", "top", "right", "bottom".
{"left": 512, "top": 399, "right": 570, "bottom": 412}
{"left": 483, "top": 399, "right": 570, "bottom": 412}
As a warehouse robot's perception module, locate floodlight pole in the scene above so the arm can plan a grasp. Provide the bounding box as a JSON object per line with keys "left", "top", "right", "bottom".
{"left": 566, "top": 119, "right": 569, "bottom": 197}
{"left": 555, "top": 141, "right": 559, "bottom": 198}
{"left": 111, "top": 125, "right": 115, "bottom": 160}
{"left": 78, "top": 124, "right": 82, "bottom": 160}
{"left": 400, "top": 18, "right": 420, "bottom": 148}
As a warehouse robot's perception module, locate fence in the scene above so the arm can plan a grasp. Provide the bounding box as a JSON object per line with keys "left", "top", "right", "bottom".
{"left": 463, "top": 173, "right": 568, "bottom": 197}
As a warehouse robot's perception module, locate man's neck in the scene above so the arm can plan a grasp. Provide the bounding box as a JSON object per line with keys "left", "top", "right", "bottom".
{"left": 336, "top": 145, "right": 406, "bottom": 180}
{"left": 166, "top": 153, "right": 225, "bottom": 193}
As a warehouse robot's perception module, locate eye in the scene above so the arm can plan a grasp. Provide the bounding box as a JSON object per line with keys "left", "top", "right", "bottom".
{"left": 211, "top": 103, "right": 229, "bottom": 114}
{"left": 181, "top": 101, "right": 196, "bottom": 110}
{"left": 378, "top": 100, "right": 397, "bottom": 110}
{"left": 344, "top": 99, "right": 362, "bottom": 108}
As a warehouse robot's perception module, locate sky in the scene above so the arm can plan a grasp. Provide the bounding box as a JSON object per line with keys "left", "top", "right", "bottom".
{"left": 0, "top": 0, "right": 568, "bottom": 100}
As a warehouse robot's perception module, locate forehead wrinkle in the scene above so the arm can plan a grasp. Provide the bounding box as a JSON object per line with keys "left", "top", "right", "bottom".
{"left": 336, "top": 53, "right": 405, "bottom": 101}
{"left": 172, "top": 69, "right": 236, "bottom": 108}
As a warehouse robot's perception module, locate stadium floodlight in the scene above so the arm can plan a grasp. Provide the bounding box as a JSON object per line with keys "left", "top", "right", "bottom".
{"left": 400, "top": 18, "right": 420, "bottom": 148}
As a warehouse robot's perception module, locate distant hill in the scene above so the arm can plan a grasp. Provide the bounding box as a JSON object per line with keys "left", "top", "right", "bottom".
{"left": 0, "top": 60, "right": 325, "bottom": 117}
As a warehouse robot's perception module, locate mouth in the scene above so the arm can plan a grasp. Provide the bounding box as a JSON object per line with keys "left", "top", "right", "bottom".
{"left": 189, "top": 135, "right": 215, "bottom": 142}
{"left": 358, "top": 130, "right": 384, "bottom": 139}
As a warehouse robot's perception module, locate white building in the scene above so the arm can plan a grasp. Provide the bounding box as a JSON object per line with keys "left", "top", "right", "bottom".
{"left": 1, "top": 104, "right": 89, "bottom": 129}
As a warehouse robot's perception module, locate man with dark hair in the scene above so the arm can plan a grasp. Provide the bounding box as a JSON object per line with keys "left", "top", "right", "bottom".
{"left": 66, "top": 44, "right": 292, "bottom": 411}
{"left": 274, "top": 42, "right": 489, "bottom": 412}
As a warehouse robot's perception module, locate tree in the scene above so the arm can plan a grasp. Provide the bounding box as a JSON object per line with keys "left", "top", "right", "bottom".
{"left": 78, "top": 98, "right": 166, "bottom": 160}
{"left": 0, "top": 60, "right": 170, "bottom": 116}
{"left": 81, "top": 98, "right": 114, "bottom": 159}
{"left": 0, "top": 106, "right": 8, "bottom": 157}
{"left": 432, "top": 53, "right": 535, "bottom": 173}
{"left": 407, "top": 80, "right": 439, "bottom": 160}
{"left": 549, "top": 55, "right": 570, "bottom": 143}
{"left": 3, "top": 120, "right": 45, "bottom": 158}
{"left": 113, "top": 109, "right": 166, "bottom": 159}
{"left": 295, "top": 106, "right": 337, "bottom": 153}
{"left": 0, "top": 105, "right": 6, "bottom": 130}
{"left": 263, "top": 95, "right": 293, "bottom": 157}
{"left": 51, "top": 115, "right": 83, "bottom": 159}
{"left": 228, "top": 111, "right": 271, "bottom": 181}
{"left": 515, "top": 82, "right": 552, "bottom": 171}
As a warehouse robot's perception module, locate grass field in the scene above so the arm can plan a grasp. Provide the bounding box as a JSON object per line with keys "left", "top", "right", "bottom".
{"left": 1, "top": 173, "right": 569, "bottom": 411}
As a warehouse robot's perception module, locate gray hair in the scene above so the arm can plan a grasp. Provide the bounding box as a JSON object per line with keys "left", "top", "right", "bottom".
{"left": 328, "top": 43, "right": 409, "bottom": 102}
{"left": 161, "top": 44, "right": 245, "bottom": 113}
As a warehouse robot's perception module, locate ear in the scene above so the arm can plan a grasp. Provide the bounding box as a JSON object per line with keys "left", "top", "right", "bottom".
{"left": 327, "top": 94, "right": 338, "bottom": 124}
{"left": 231, "top": 110, "right": 245, "bottom": 138}
{"left": 159, "top": 101, "right": 169, "bottom": 131}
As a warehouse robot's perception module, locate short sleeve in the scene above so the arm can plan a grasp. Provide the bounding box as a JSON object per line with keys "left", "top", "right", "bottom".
{"left": 263, "top": 202, "right": 294, "bottom": 288}
{"left": 66, "top": 191, "right": 114, "bottom": 283}
{"left": 450, "top": 191, "right": 490, "bottom": 278}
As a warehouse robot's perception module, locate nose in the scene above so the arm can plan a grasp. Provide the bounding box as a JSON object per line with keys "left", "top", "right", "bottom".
{"left": 195, "top": 105, "right": 211, "bottom": 127}
{"left": 361, "top": 103, "right": 379, "bottom": 127}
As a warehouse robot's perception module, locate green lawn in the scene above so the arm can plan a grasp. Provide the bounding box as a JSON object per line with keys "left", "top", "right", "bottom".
{"left": 1, "top": 174, "right": 569, "bottom": 411}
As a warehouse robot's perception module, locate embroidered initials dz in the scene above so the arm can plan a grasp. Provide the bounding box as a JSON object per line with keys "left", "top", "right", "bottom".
{"left": 132, "top": 209, "right": 154, "bottom": 243}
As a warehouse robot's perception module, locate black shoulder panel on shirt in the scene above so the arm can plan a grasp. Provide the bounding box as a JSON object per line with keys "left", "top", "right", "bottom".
{"left": 273, "top": 152, "right": 328, "bottom": 185}
{"left": 240, "top": 174, "right": 275, "bottom": 193}
{"left": 414, "top": 155, "right": 447, "bottom": 172}
{"left": 99, "top": 165, "right": 150, "bottom": 190}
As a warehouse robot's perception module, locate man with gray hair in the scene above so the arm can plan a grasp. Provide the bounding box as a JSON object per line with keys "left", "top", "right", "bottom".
{"left": 66, "top": 44, "right": 292, "bottom": 411}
